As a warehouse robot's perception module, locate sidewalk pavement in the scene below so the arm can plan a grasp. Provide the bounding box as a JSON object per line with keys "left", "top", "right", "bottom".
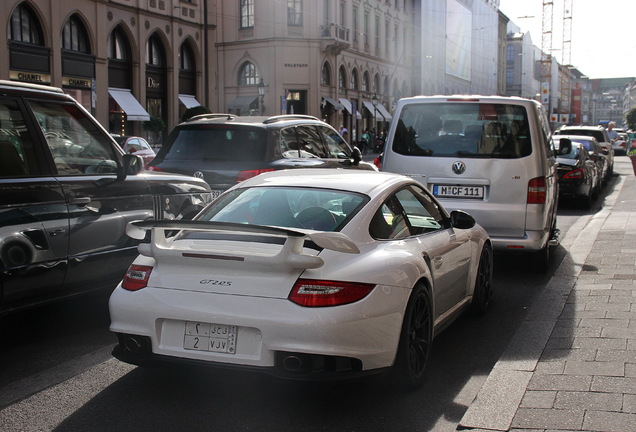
{"left": 458, "top": 157, "right": 636, "bottom": 432}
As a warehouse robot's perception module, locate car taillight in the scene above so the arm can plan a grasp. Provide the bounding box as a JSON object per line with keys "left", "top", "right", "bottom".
{"left": 373, "top": 157, "right": 382, "bottom": 170}
{"left": 527, "top": 176, "right": 547, "bottom": 204}
{"left": 145, "top": 165, "right": 163, "bottom": 172}
{"left": 562, "top": 168, "right": 585, "bottom": 179}
{"left": 122, "top": 265, "right": 153, "bottom": 291}
{"left": 288, "top": 279, "right": 375, "bottom": 307}
{"left": 236, "top": 169, "right": 276, "bottom": 183}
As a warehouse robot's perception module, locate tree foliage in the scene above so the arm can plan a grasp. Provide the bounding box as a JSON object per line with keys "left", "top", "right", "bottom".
{"left": 626, "top": 107, "right": 636, "bottom": 131}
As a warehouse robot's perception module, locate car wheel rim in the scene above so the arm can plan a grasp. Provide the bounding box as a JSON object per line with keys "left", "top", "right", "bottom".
{"left": 407, "top": 292, "right": 432, "bottom": 377}
{"left": 476, "top": 248, "right": 492, "bottom": 309}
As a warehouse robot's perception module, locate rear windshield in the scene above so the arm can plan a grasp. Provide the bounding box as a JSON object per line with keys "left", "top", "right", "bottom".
{"left": 392, "top": 102, "right": 532, "bottom": 158}
{"left": 160, "top": 126, "right": 268, "bottom": 161}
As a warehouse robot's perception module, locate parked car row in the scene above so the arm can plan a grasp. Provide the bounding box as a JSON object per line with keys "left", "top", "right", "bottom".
{"left": 2, "top": 83, "right": 624, "bottom": 390}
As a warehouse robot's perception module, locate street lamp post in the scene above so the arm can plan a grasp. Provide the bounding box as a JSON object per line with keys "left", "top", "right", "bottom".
{"left": 257, "top": 78, "right": 266, "bottom": 115}
{"left": 371, "top": 94, "right": 379, "bottom": 145}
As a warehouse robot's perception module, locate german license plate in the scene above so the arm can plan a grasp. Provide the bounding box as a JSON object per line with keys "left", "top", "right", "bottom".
{"left": 210, "top": 190, "right": 223, "bottom": 199}
{"left": 183, "top": 321, "right": 237, "bottom": 354}
{"left": 433, "top": 185, "right": 484, "bottom": 199}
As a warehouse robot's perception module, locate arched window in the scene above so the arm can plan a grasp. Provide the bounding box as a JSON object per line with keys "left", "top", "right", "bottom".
{"left": 9, "top": 3, "right": 44, "bottom": 45}
{"left": 338, "top": 66, "right": 347, "bottom": 90}
{"left": 238, "top": 61, "right": 259, "bottom": 85}
{"left": 351, "top": 69, "right": 359, "bottom": 91}
{"left": 373, "top": 74, "right": 380, "bottom": 95}
{"left": 362, "top": 72, "right": 369, "bottom": 93}
{"left": 180, "top": 42, "right": 194, "bottom": 72}
{"left": 146, "top": 34, "right": 164, "bottom": 66}
{"left": 321, "top": 62, "right": 331, "bottom": 86}
{"left": 108, "top": 26, "right": 129, "bottom": 61}
{"left": 62, "top": 15, "right": 90, "bottom": 53}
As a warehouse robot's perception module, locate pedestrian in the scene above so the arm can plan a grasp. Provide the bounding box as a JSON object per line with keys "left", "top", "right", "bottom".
{"left": 607, "top": 121, "right": 619, "bottom": 142}
{"left": 361, "top": 129, "right": 371, "bottom": 154}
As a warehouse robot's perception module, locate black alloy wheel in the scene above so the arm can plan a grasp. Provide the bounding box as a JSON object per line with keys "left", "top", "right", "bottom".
{"left": 469, "top": 244, "right": 493, "bottom": 316}
{"left": 392, "top": 283, "right": 433, "bottom": 390}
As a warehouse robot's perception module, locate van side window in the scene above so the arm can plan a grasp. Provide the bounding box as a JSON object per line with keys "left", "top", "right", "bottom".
{"left": 29, "top": 101, "right": 119, "bottom": 175}
{"left": 0, "top": 99, "right": 40, "bottom": 177}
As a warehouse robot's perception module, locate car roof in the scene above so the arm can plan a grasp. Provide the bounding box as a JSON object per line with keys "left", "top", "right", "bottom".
{"left": 396, "top": 95, "right": 540, "bottom": 107}
{"left": 179, "top": 114, "right": 329, "bottom": 129}
{"left": 558, "top": 125, "right": 605, "bottom": 131}
{"left": 552, "top": 134, "right": 597, "bottom": 141}
{"left": 233, "top": 169, "right": 411, "bottom": 195}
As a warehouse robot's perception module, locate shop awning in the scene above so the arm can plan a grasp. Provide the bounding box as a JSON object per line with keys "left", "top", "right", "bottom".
{"left": 376, "top": 103, "right": 393, "bottom": 121}
{"left": 362, "top": 100, "right": 384, "bottom": 121}
{"left": 338, "top": 98, "right": 362, "bottom": 119}
{"left": 322, "top": 97, "right": 344, "bottom": 110}
{"left": 227, "top": 95, "right": 258, "bottom": 113}
{"left": 108, "top": 88, "right": 150, "bottom": 121}
{"left": 179, "top": 94, "right": 201, "bottom": 109}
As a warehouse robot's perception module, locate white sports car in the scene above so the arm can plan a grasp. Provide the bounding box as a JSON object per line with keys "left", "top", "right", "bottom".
{"left": 109, "top": 169, "right": 492, "bottom": 388}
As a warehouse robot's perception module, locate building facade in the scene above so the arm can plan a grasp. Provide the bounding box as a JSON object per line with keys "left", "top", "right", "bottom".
{"left": 1, "top": 0, "right": 213, "bottom": 144}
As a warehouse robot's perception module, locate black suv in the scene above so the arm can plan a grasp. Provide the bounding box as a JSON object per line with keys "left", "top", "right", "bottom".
{"left": 0, "top": 80, "right": 213, "bottom": 314}
{"left": 147, "top": 114, "right": 377, "bottom": 194}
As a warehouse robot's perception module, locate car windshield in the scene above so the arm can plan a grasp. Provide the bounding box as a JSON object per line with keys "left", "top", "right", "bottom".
{"left": 160, "top": 126, "right": 268, "bottom": 161}
{"left": 392, "top": 102, "right": 532, "bottom": 158}
{"left": 197, "top": 187, "right": 367, "bottom": 232}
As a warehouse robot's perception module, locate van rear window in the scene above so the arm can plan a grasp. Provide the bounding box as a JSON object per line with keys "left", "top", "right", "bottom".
{"left": 392, "top": 103, "right": 532, "bottom": 158}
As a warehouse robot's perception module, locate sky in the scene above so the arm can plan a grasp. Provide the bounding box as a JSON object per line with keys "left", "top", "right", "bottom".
{"left": 498, "top": 0, "right": 636, "bottom": 79}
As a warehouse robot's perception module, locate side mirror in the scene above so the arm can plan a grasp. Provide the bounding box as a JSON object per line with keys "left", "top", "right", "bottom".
{"left": 119, "top": 153, "right": 144, "bottom": 179}
{"left": 450, "top": 210, "right": 476, "bottom": 230}
{"left": 558, "top": 138, "right": 572, "bottom": 155}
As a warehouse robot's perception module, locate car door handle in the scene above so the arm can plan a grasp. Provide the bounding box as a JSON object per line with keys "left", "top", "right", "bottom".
{"left": 69, "top": 196, "right": 92, "bottom": 206}
{"left": 49, "top": 228, "right": 67, "bottom": 237}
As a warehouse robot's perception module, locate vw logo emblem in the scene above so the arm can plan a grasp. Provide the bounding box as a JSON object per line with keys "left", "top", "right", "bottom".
{"left": 193, "top": 171, "right": 205, "bottom": 179}
{"left": 452, "top": 161, "right": 466, "bottom": 175}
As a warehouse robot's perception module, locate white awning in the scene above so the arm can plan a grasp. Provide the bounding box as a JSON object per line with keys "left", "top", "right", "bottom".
{"left": 338, "top": 98, "right": 362, "bottom": 119}
{"left": 362, "top": 100, "right": 384, "bottom": 121}
{"left": 376, "top": 103, "right": 392, "bottom": 121}
{"left": 322, "top": 97, "right": 344, "bottom": 110}
{"left": 227, "top": 95, "right": 258, "bottom": 112}
{"left": 178, "top": 94, "right": 201, "bottom": 108}
{"left": 108, "top": 88, "right": 150, "bottom": 121}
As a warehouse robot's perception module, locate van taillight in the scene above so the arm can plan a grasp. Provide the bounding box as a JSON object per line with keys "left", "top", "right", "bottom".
{"left": 527, "top": 176, "right": 547, "bottom": 204}
{"left": 236, "top": 169, "right": 276, "bottom": 182}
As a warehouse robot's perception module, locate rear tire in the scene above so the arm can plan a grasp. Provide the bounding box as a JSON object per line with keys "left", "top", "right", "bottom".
{"left": 391, "top": 283, "right": 433, "bottom": 390}
{"left": 469, "top": 245, "right": 493, "bottom": 316}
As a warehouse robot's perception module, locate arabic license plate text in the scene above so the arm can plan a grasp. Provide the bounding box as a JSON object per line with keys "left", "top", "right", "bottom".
{"left": 183, "top": 321, "right": 237, "bottom": 354}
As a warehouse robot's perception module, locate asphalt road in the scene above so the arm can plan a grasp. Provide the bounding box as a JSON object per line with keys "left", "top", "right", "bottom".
{"left": 0, "top": 168, "right": 620, "bottom": 432}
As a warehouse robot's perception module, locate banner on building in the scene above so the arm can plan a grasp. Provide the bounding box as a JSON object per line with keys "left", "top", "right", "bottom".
{"left": 541, "top": 82, "right": 550, "bottom": 105}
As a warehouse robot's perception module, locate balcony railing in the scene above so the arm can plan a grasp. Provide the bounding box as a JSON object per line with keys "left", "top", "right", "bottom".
{"left": 320, "top": 24, "right": 350, "bottom": 42}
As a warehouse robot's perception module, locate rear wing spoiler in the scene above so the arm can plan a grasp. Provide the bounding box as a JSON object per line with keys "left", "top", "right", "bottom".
{"left": 126, "top": 220, "right": 360, "bottom": 270}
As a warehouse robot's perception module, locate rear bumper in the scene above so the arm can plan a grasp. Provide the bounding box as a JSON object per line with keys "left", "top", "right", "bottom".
{"left": 109, "top": 284, "right": 408, "bottom": 376}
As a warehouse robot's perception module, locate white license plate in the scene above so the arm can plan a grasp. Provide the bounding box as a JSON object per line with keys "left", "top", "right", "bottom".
{"left": 433, "top": 185, "right": 484, "bottom": 199}
{"left": 183, "top": 321, "right": 237, "bottom": 354}
{"left": 210, "top": 190, "right": 223, "bottom": 199}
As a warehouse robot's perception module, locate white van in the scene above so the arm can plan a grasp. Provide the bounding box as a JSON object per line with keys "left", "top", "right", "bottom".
{"left": 381, "top": 96, "right": 560, "bottom": 271}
